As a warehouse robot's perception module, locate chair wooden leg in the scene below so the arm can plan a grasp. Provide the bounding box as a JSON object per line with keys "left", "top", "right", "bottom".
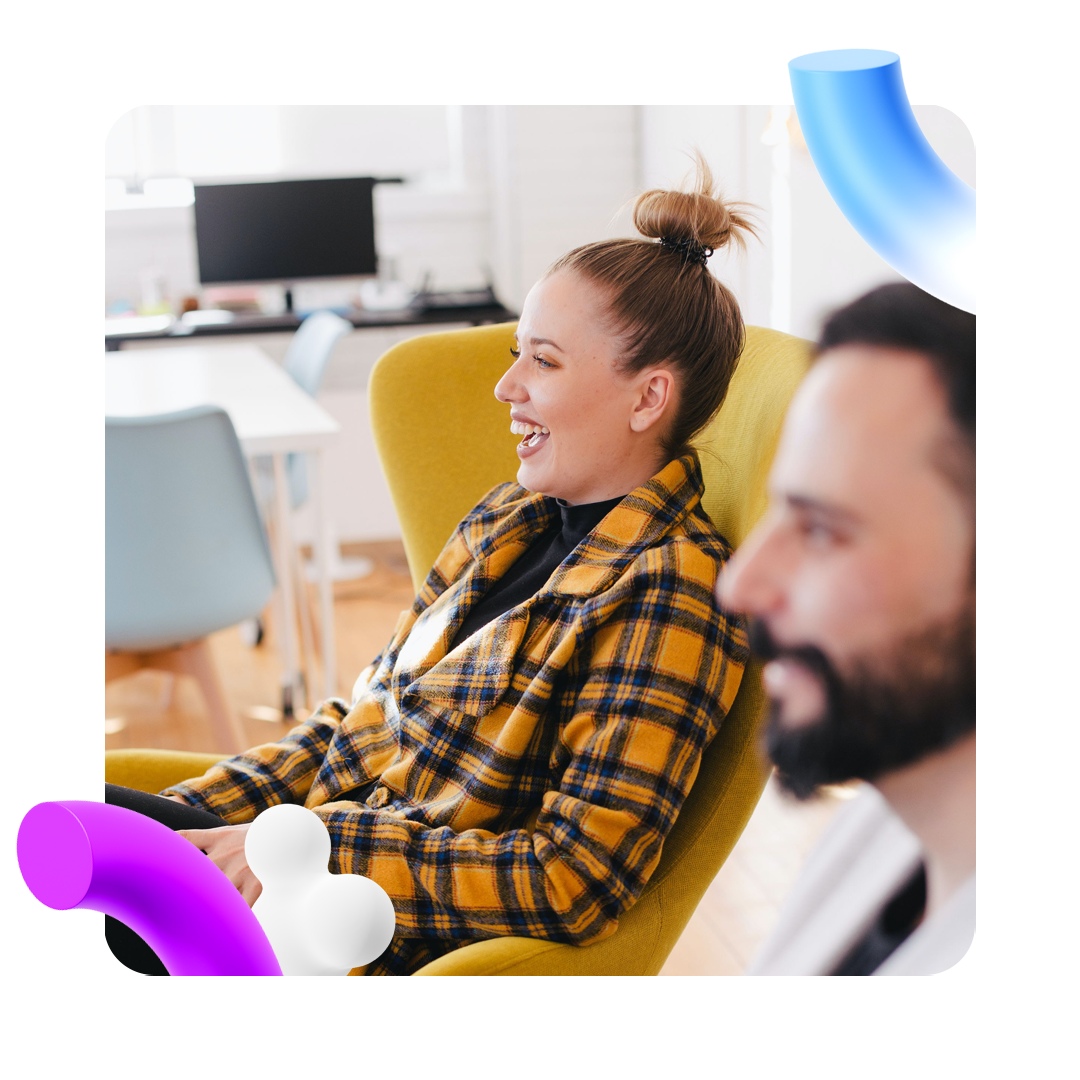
{"left": 177, "top": 640, "right": 249, "bottom": 755}
{"left": 263, "top": 485, "right": 302, "bottom": 720}
{"left": 299, "top": 543, "right": 323, "bottom": 661}
{"left": 105, "top": 644, "right": 248, "bottom": 755}
{"left": 105, "top": 652, "right": 143, "bottom": 682}
{"left": 159, "top": 673, "right": 176, "bottom": 709}
{"left": 291, "top": 538, "right": 320, "bottom": 708}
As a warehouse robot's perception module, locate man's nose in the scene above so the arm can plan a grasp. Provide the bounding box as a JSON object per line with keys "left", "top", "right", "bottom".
{"left": 715, "top": 520, "right": 785, "bottom": 617}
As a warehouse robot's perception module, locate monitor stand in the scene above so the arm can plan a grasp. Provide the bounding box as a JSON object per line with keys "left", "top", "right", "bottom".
{"left": 284, "top": 287, "right": 295, "bottom": 314}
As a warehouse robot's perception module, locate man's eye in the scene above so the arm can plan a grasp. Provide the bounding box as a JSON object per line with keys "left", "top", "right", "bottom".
{"left": 799, "top": 519, "right": 838, "bottom": 545}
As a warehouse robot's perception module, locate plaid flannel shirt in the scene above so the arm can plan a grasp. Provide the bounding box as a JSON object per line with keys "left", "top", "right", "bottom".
{"left": 165, "top": 452, "right": 747, "bottom": 975}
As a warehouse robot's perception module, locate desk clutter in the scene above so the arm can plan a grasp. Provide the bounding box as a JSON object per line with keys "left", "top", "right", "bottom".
{"left": 105, "top": 288, "right": 515, "bottom": 349}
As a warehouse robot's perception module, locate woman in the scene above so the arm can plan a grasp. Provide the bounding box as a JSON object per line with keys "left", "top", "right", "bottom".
{"left": 107, "top": 161, "right": 756, "bottom": 976}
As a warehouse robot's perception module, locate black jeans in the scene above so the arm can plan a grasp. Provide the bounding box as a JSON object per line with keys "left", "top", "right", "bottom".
{"left": 103, "top": 784, "right": 230, "bottom": 975}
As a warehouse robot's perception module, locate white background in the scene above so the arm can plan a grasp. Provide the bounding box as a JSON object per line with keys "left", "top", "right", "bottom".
{"left": 2, "top": 1, "right": 1072, "bottom": 1076}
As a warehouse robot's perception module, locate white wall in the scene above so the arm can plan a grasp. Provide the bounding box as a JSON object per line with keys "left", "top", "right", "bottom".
{"left": 105, "top": 206, "right": 199, "bottom": 312}
{"left": 105, "top": 104, "right": 453, "bottom": 184}
{"left": 486, "top": 106, "right": 640, "bottom": 310}
{"left": 639, "top": 105, "right": 771, "bottom": 328}
{"left": 639, "top": 103, "right": 976, "bottom": 342}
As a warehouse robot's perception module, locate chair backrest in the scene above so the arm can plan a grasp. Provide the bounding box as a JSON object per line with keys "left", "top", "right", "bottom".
{"left": 279, "top": 310, "right": 353, "bottom": 509}
{"left": 369, "top": 322, "right": 812, "bottom": 974}
{"left": 106, "top": 405, "right": 277, "bottom": 652}
{"left": 283, "top": 310, "right": 353, "bottom": 398}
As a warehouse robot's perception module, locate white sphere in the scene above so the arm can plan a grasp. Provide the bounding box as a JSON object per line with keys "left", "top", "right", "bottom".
{"left": 245, "top": 803, "right": 331, "bottom": 887}
{"left": 303, "top": 873, "right": 397, "bottom": 971}
{"left": 245, "top": 803, "right": 397, "bottom": 975}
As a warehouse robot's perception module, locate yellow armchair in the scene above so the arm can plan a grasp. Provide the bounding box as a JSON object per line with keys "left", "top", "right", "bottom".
{"left": 369, "top": 321, "right": 811, "bottom": 974}
{"left": 106, "top": 320, "right": 811, "bottom": 976}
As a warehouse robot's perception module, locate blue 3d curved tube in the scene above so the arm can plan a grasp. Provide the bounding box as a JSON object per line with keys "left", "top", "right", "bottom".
{"left": 789, "top": 49, "right": 975, "bottom": 313}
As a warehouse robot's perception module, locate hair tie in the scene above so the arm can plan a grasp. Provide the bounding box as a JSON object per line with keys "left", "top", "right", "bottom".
{"left": 659, "top": 236, "right": 713, "bottom": 268}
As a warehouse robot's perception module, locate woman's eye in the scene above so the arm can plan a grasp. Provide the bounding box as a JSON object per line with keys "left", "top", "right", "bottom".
{"left": 509, "top": 346, "right": 521, "bottom": 360}
{"left": 534, "top": 355, "right": 552, "bottom": 369}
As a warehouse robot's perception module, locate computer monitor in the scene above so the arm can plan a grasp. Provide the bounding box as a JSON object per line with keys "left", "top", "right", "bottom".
{"left": 193, "top": 177, "right": 377, "bottom": 301}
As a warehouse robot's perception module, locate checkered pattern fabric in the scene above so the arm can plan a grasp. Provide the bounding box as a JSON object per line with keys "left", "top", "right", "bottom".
{"left": 165, "top": 453, "right": 748, "bottom": 975}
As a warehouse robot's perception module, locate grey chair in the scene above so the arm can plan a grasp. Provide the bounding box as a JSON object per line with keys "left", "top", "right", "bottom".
{"left": 246, "top": 310, "right": 356, "bottom": 678}
{"left": 265, "top": 309, "right": 353, "bottom": 509}
{"left": 106, "top": 405, "right": 277, "bottom": 752}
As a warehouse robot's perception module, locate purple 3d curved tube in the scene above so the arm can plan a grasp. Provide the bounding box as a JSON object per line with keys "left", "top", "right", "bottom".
{"left": 17, "top": 801, "right": 282, "bottom": 975}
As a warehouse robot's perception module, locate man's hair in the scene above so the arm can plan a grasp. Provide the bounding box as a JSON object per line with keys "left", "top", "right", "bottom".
{"left": 818, "top": 283, "right": 975, "bottom": 444}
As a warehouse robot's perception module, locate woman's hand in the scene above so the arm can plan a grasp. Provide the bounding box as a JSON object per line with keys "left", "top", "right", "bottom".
{"left": 177, "top": 824, "right": 263, "bottom": 906}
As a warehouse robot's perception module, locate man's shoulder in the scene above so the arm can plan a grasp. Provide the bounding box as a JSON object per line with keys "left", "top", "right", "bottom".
{"left": 874, "top": 874, "right": 975, "bottom": 976}
{"left": 746, "top": 787, "right": 925, "bottom": 975}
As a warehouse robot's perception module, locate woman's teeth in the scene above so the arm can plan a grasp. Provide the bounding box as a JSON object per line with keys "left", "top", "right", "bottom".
{"left": 511, "top": 421, "right": 550, "bottom": 446}
{"left": 510, "top": 421, "right": 549, "bottom": 437}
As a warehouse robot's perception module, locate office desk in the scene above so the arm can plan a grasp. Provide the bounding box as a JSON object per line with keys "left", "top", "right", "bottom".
{"left": 105, "top": 343, "right": 341, "bottom": 714}
{"left": 105, "top": 302, "right": 517, "bottom": 350}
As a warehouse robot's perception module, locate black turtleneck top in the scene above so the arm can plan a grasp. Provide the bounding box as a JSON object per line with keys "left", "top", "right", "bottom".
{"left": 451, "top": 494, "right": 625, "bottom": 647}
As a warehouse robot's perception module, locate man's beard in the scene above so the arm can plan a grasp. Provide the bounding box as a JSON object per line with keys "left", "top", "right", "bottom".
{"left": 750, "top": 605, "right": 975, "bottom": 800}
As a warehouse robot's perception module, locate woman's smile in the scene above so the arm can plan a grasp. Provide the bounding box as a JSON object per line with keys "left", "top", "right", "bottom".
{"left": 510, "top": 414, "right": 551, "bottom": 456}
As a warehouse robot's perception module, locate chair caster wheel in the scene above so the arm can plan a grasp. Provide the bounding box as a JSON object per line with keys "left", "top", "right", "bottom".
{"left": 239, "top": 618, "right": 265, "bottom": 648}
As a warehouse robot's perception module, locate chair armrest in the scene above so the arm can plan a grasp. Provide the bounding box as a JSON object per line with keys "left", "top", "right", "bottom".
{"left": 105, "top": 748, "right": 228, "bottom": 794}
{"left": 411, "top": 878, "right": 670, "bottom": 976}
{"left": 411, "top": 936, "right": 571, "bottom": 976}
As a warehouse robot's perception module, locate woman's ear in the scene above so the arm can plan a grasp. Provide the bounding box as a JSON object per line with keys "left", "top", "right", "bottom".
{"left": 629, "top": 368, "right": 675, "bottom": 433}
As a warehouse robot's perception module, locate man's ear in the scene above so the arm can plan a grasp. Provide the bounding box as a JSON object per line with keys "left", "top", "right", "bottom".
{"left": 629, "top": 368, "right": 675, "bottom": 433}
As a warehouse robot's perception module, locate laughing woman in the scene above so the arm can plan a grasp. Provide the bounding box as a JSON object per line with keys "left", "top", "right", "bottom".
{"left": 107, "top": 161, "right": 757, "bottom": 975}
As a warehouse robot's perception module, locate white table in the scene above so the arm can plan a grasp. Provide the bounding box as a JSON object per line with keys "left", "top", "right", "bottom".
{"left": 105, "top": 343, "right": 341, "bottom": 712}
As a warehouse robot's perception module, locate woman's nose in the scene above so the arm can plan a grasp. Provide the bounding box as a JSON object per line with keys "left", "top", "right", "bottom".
{"left": 494, "top": 360, "right": 526, "bottom": 404}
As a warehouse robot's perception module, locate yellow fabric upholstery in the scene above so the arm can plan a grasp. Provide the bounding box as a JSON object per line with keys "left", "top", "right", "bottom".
{"left": 105, "top": 322, "right": 810, "bottom": 976}
{"left": 105, "top": 748, "right": 227, "bottom": 794}
{"left": 369, "top": 323, "right": 526, "bottom": 595}
{"left": 370, "top": 322, "right": 812, "bottom": 975}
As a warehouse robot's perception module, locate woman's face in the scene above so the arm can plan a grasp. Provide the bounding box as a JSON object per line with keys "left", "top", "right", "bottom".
{"left": 494, "top": 270, "right": 673, "bottom": 505}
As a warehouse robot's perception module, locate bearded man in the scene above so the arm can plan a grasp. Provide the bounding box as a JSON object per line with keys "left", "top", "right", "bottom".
{"left": 718, "top": 282, "right": 975, "bottom": 975}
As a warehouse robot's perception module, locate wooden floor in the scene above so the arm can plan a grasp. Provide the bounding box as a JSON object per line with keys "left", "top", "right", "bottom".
{"left": 105, "top": 539, "right": 845, "bottom": 975}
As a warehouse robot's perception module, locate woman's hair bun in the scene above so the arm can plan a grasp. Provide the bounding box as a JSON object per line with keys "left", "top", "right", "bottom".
{"left": 633, "top": 151, "right": 757, "bottom": 253}
{"left": 546, "top": 151, "right": 754, "bottom": 461}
